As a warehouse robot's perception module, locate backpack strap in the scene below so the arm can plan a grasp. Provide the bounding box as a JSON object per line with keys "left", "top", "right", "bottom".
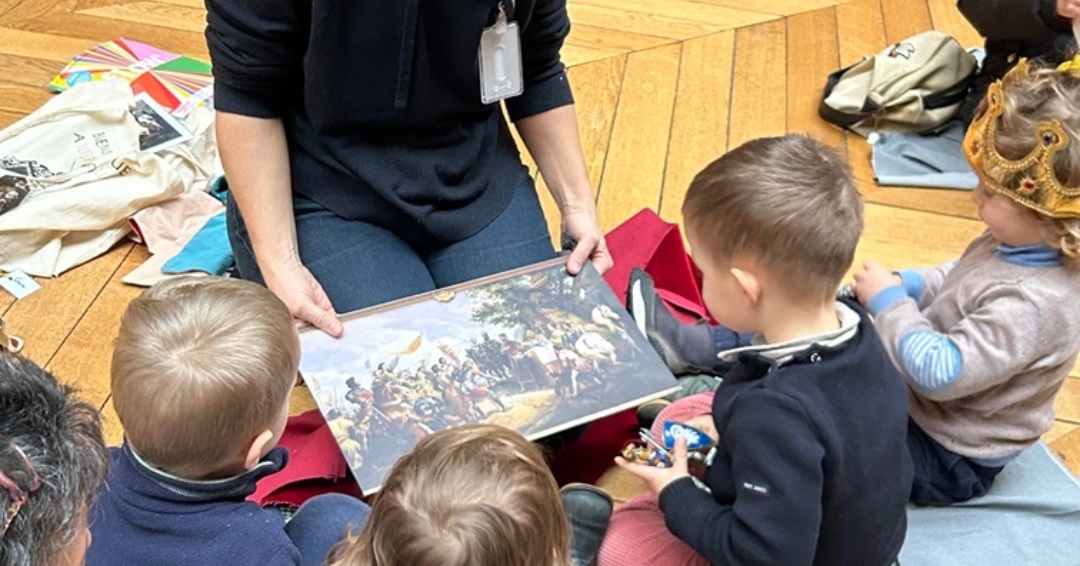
{"left": 922, "top": 66, "right": 978, "bottom": 110}
{"left": 818, "top": 64, "right": 867, "bottom": 130}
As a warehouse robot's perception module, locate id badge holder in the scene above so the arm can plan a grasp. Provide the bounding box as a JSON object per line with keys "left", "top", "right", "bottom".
{"left": 479, "top": 3, "right": 524, "bottom": 104}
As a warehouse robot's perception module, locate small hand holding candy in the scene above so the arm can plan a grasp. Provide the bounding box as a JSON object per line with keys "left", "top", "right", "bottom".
{"left": 616, "top": 436, "right": 690, "bottom": 495}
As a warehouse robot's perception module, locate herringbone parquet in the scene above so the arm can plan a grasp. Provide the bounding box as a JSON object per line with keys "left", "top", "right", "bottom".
{"left": 0, "top": 0, "right": 1078, "bottom": 475}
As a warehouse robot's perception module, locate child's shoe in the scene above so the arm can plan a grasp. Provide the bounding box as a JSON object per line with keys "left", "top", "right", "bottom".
{"left": 626, "top": 268, "right": 717, "bottom": 375}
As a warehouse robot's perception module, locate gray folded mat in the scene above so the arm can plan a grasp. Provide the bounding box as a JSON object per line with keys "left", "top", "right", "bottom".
{"left": 901, "top": 442, "right": 1080, "bottom": 565}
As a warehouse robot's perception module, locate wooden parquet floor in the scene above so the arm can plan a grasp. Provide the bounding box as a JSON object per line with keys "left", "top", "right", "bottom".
{"left": 1, "top": 0, "right": 1079, "bottom": 476}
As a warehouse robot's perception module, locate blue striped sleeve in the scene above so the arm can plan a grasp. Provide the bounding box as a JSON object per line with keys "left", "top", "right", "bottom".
{"left": 897, "top": 331, "right": 963, "bottom": 391}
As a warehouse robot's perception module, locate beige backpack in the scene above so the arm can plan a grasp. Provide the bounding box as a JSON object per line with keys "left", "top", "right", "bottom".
{"left": 820, "top": 30, "right": 977, "bottom": 137}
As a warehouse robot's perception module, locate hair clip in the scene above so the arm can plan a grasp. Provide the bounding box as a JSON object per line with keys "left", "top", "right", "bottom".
{"left": 0, "top": 441, "right": 42, "bottom": 536}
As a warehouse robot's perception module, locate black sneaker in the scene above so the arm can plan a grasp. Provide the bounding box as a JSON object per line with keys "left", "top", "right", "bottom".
{"left": 626, "top": 268, "right": 714, "bottom": 375}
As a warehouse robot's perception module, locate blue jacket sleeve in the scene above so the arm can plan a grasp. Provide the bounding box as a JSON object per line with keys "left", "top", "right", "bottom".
{"left": 658, "top": 390, "right": 824, "bottom": 566}
{"left": 205, "top": 0, "right": 307, "bottom": 117}
{"left": 504, "top": 0, "right": 575, "bottom": 120}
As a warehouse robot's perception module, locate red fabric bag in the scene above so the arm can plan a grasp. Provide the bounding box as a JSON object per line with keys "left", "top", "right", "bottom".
{"left": 253, "top": 208, "right": 708, "bottom": 504}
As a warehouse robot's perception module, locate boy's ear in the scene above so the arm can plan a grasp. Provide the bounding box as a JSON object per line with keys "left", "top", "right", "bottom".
{"left": 243, "top": 429, "right": 275, "bottom": 470}
{"left": 730, "top": 267, "right": 762, "bottom": 307}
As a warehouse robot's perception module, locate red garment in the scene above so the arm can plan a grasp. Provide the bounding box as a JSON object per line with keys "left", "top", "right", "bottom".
{"left": 597, "top": 394, "right": 716, "bottom": 566}
{"left": 253, "top": 208, "right": 706, "bottom": 505}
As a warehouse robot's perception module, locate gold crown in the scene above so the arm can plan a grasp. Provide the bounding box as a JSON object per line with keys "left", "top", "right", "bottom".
{"left": 963, "top": 58, "right": 1080, "bottom": 219}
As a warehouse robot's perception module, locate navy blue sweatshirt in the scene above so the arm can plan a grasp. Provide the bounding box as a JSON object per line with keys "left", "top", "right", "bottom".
{"left": 86, "top": 444, "right": 300, "bottom": 566}
{"left": 205, "top": 0, "right": 574, "bottom": 245}
{"left": 659, "top": 303, "right": 912, "bottom": 566}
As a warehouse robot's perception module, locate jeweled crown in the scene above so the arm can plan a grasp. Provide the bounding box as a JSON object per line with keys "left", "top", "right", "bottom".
{"left": 963, "top": 58, "right": 1080, "bottom": 219}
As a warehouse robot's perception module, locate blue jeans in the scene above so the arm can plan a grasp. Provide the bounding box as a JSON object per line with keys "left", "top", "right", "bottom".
{"left": 228, "top": 175, "right": 557, "bottom": 313}
{"left": 284, "top": 494, "right": 371, "bottom": 566}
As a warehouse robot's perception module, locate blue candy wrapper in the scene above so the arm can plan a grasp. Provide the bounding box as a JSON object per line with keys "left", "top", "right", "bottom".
{"left": 662, "top": 421, "right": 714, "bottom": 450}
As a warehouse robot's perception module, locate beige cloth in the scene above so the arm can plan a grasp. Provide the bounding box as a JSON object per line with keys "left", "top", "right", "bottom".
{"left": 122, "top": 191, "right": 224, "bottom": 287}
{"left": 0, "top": 80, "right": 221, "bottom": 277}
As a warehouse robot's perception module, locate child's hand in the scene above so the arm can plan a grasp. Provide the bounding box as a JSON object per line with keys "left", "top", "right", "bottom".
{"left": 683, "top": 414, "right": 719, "bottom": 443}
{"left": 1058, "top": 0, "right": 1080, "bottom": 18}
{"left": 615, "top": 437, "right": 691, "bottom": 495}
{"left": 852, "top": 262, "right": 901, "bottom": 306}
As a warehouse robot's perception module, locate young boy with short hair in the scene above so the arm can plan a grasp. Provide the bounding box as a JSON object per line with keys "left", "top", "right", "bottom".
{"left": 599, "top": 135, "right": 912, "bottom": 566}
{"left": 86, "top": 277, "right": 368, "bottom": 566}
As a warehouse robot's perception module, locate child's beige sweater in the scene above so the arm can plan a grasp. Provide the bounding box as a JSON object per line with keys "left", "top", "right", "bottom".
{"left": 871, "top": 232, "right": 1080, "bottom": 461}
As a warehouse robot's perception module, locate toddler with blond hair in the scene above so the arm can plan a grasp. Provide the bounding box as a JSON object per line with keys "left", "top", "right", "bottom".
{"left": 86, "top": 276, "right": 369, "bottom": 566}
{"left": 854, "top": 57, "right": 1080, "bottom": 504}
{"left": 327, "top": 423, "right": 612, "bottom": 566}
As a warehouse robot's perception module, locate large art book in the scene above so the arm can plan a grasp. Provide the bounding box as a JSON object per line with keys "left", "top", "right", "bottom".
{"left": 298, "top": 259, "right": 678, "bottom": 493}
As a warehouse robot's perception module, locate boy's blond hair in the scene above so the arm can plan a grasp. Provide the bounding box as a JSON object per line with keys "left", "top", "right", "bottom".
{"left": 327, "top": 424, "right": 570, "bottom": 566}
{"left": 681, "top": 135, "right": 863, "bottom": 299}
{"left": 981, "top": 60, "right": 1080, "bottom": 266}
{"left": 110, "top": 276, "right": 299, "bottom": 478}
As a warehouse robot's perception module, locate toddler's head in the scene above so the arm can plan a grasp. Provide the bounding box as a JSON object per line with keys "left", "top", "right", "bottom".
{"left": 110, "top": 277, "right": 299, "bottom": 479}
{"left": 327, "top": 424, "right": 570, "bottom": 566}
{"left": 681, "top": 135, "right": 863, "bottom": 328}
{"left": 964, "top": 57, "right": 1080, "bottom": 265}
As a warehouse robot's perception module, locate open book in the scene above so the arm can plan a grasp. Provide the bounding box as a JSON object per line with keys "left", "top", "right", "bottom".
{"left": 298, "top": 259, "right": 678, "bottom": 493}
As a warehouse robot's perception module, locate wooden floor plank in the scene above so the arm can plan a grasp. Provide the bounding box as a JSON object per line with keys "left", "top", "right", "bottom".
{"left": 12, "top": 13, "right": 209, "bottom": 60}
{"left": 785, "top": 7, "right": 845, "bottom": 149}
{"left": 1045, "top": 420, "right": 1079, "bottom": 444}
{"left": 0, "top": 82, "right": 55, "bottom": 117}
{"left": 45, "top": 244, "right": 150, "bottom": 408}
{"left": 852, "top": 202, "right": 984, "bottom": 277}
{"left": 3, "top": 243, "right": 133, "bottom": 371}
{"left": 685, "top": 0, "right": 845, "bottom": 17}
{"left": 76, "top": 1, "right": 205, "bottom": 34}
{"left": 880, "top": 0, "right": 934, "bottom": 44}
{"left": 575, "top": 0, "right": 779, "bottom": 30}
{"left": 0, "top": 53, "right": 63, "bottom": 89}
{"left": 595, "top": 44, "right": 681, "bottom": 232}
{"left": 567, "top": 3, "right": 728, "bottom": 40}
{"left": 1049, "top": 427, "right": 1080, "bottom": 476}
{"left": 567, "top": 24, "right": 675, "bottom": 53}
{"left": 835, "top": 0, "right": 886, "bottom": 66}
{"left": 1056, "top": 378, "right": 1080, "bottom": 425}
{"left": 561, "top": 44, "right": 625, "bottom": 68}
{"left": 0, "top": 26, "right": 111, "bottom": 62}
{"left": 0, "top": 0, "right": 67, "bottom": 27}
{"left": 659, "top": 31, "right": 734, "bottom": 223}
{"left": 925, "top": 0, "right": 982, "bottom": 48}
{"left": 727, "top": 19, "right": 786, "bottom": 149}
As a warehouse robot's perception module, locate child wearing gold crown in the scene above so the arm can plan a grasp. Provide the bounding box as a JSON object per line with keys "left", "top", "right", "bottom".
{"left": 852, "top": 56, "right": 1080, "bottom": 505}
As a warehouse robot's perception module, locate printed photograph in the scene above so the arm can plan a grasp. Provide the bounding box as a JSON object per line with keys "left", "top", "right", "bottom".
{"left": 299, "top": 260, "right": 678, "bottom": 493}
{"left": 130, "top": 93, "right": 191, "bottom": 152}
{"left": 0, "top": 175, "right": 37, "bottom": 216}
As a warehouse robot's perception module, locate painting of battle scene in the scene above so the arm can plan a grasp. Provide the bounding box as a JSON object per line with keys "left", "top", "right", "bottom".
{"left": 298, "top": 260, "right": 678, "bottom": 492}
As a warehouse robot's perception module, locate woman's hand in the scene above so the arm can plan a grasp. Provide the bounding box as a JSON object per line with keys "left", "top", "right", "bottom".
{"left": 615, "top": 437, "right": 691, "bottom": 495}
{"left": 264, "top": 258, "right": 343, "bottom": 337}
{"left": 562, "top": 209, "right": 613, "bottom": 275}
{"left": 851, "top": 261, "right": 902, "bottom": 307}
{"left": 1058, "top": 0, "right": 1080, "bottom": 19}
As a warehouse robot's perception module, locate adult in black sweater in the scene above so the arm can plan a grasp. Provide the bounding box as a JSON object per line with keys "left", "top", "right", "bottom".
{"left": 205, "top": 0, "right": 611, "bottom": 335}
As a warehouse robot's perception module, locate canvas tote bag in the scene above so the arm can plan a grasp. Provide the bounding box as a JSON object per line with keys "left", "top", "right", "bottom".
{"left": 820, "top": 30, "right": 977, "bottom": 137}
{"left": 0, "top": 80, "right": 218, "bottom": 277}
